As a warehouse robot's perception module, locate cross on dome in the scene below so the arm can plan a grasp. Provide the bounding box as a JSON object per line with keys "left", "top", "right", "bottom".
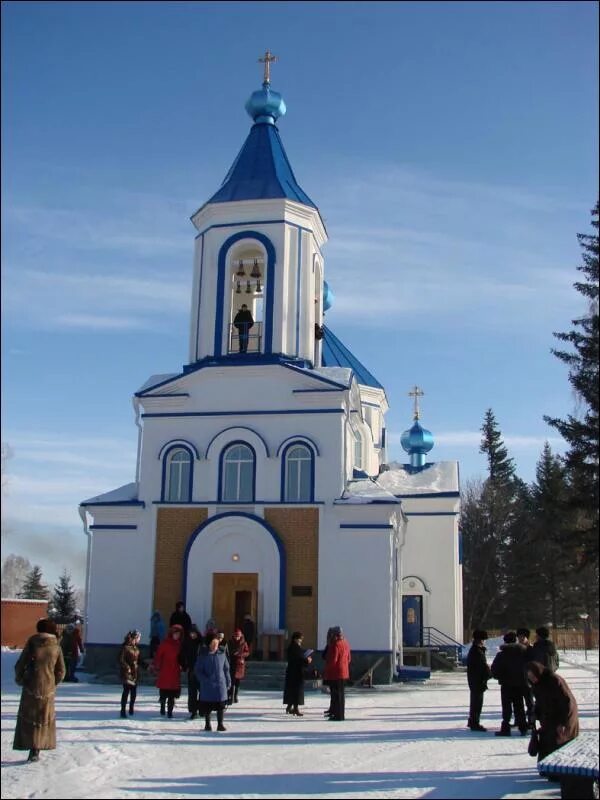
{"left": 408, "top": 385, "right": 425, "bottom": 420}
{"left": 258, "top": 49, "right": 278, "bottom": 85}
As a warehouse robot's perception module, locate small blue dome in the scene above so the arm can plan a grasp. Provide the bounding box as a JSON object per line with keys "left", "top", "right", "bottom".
{"left": 323, "top": 280, "right": 334, "bottom": 311}
{"left": 245, "top": 84, "right": 286, "bottom": 125}
{"left": 401, "top": 421, "right": 434, "bottom": 456}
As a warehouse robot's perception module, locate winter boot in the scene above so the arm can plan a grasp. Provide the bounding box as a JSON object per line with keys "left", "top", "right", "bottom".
{"left": 204, "top": 716, "right": 212, "bottom": 731}
{"left": 216, "top": 709, "right": 226, "bottom": 731}
{"left": 129, "top": 705, "right": 134, "bottom": 716}
{"left": 167, "top": 698, "right": 175, "bottom": 719}
{"left": 495, "top": 723, "right": 511, "bottom": 737}
{"left": 27, "top": 749, "right": 40, "bottom": 763}
{"left": 233, "top": 687, "right": 239, "bottom": 703}
{"left": 120, "top": 707, "right": 127, "bottom": 719}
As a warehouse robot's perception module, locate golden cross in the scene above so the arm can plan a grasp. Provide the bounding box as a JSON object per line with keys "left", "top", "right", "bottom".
{"left": 258, "top": 49, "right": 278, "bottom": 84}
{"left": 408, "top": 385, "right": 425, "bottom": 420}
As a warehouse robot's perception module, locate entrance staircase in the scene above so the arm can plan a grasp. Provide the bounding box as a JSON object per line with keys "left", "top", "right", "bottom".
{"left": 243, "top": 659, "right": 287, "bottom": 691}
{"left": 403, "top": 627, "right": 464, "bottom": 672}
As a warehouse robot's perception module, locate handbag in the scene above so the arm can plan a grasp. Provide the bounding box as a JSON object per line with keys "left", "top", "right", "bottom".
{"left": 528, "top": 727, "right": 539, "bottom": 757}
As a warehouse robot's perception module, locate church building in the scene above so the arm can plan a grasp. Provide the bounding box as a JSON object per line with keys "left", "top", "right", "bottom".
{"left": 80, "top": 53, "right": 462, "bottom": 682}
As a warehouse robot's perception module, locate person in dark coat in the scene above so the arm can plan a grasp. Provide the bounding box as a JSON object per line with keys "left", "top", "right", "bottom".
{"left": 227, "top": 629, "right": 250, "bottom": 704}
{"left": 179, "top": 624, "right": 202, "bottom": 719}
{"left": 516, "top": 627, "right": 535, "bottom": 727}
{"left": 530, "top": 626, "right": 559, "bottom": 673}
{"left": 13, "top": 618, "right": 66, "bottom": 763}
{"left": 283, "top": 631, "right": 312, "bottom": 716}
{"left": 233, "top": 304, "right": 254, "bottom": 353}
{"left": 149, "top": 610, "right": 166, "bottom": 659}
{"left": 491, "top": 631, "right": 528, "bottom": 735}
{"left": 323, "top": 626, "right": 351, "bottom": 721}
{"left": 153, "top": 624, "right": 183, "bottom": 717}
{"left": 118, "top": 630, "right": 141, "bottom": 718}
{"left": 241, "top": 613, "right": 255, "bottom": 657}
{"left": 195, "top": 633, "right": 231, "bottom": 731}
{"left": 466, "top": 629, "right": 492, "bottom": 732}
{"left": 169, "top": 601, "right": 192, "bottom": 634}
{"left": 321, "top": 627, "right": 336, "bottom": 718}
{"left": 59, "top": 624, "right": 75, "bottom": 682}
{"left": 526, "top": 660, "right": 579, "bottom": 761}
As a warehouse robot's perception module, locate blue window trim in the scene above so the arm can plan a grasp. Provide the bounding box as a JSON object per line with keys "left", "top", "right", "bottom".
{"left": 142, "top": 408, "right": 345, "bottom": 419}
{"left": 215, "top": 231, "right": 276, "bottom": 357}
{"left": 161, "top": 444, "right": 194, "bottom": 503}
{"left": 276, "top": 435, "right": 320, "bottom": 458}
{"left": 339, "top": 524, "right": 394, "bottom": 529}
{"left": 205, "top": 426, "right": 270, "bottom": 459}
{"left": 89, "top": 525, "right": 138, "bottom": 530}
{"left": 396, "top": 491, "right": 460, "bottom": 499}
{"left": 218, "top": 441, "right": 256, "bottom": 503}
{"left": 404, "top": 512, "right": 459, "bottom": 517}
{"left": 80, "top": 499, "right": 145, "bottom": 508}
{"left": 158, "top": 439, "right": 201, "bottom": 461}
{"left": 280, "top": 441, "right": 315, "bottom": 503}
{"left": 182, "top": 511, "right": 287, "bottom": 628}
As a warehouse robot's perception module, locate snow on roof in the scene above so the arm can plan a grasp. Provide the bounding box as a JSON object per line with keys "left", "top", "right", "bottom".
{"left": 335, "top": 477, "right": 401, "bottom": 504}
{"left": 136, "top": 373, "right": 180, "bottom": 394}
{"left": 378, "top": 461, "right": 459, "bottom": 495}
{"left": 80, "top": 482, "right": 139, "bottom": 506}
{"left": 321, "top": 327, "right": 384, "bottom": 390}
{"left": 308, "top": 366, "right": 353, "bottom": 387}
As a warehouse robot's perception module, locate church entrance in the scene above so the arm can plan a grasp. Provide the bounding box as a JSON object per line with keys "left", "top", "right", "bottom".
{"left": 211, "top": 572, "right": 258, "bottom": 638}
{"left": 402, "top": 595, "right": 423, "bottom": 647}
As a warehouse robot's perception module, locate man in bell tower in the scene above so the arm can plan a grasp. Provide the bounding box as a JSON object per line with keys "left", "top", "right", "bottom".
{"left": 233, "top": 304, "right": 254, "bottom": 353}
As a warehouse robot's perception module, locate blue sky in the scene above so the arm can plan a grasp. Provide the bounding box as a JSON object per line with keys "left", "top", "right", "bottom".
{"left": 2, "top": 1, "right": 598, "bottom": 589}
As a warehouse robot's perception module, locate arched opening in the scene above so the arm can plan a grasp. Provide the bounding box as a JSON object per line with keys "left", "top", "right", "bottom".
{"left": 228, "top": 244, "right": 265, "bottom": 355}
{"left": 162, "top": 446, "right": 193, "bottom": 502}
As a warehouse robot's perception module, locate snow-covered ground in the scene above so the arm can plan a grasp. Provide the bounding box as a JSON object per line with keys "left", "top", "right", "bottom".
{"left": 1, "top": 649, "right": 598, "bottom": 799}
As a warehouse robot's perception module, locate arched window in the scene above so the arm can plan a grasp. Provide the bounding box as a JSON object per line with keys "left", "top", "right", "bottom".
{"left": 353, "top": 430, "right": 363, "bottom": 469}
{"left": 221, "top": 443, "right": 255, "bottom": 502}
{"left": 283, "top": 444, "right": 313, "bottom": 502}
{"left": 165, "top": 448, "right": 192, "bottom": 502}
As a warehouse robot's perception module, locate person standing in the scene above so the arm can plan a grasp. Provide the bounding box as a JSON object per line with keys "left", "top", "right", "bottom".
{"left": 59, "top": 623, "right": 75, "bottom": 682}
{"left": 153, "top": 624, "right": 183, "bottom": 718}
{"left": 180, "top": 624, "right": 202, "bottom": 719}
{"left": 491, "top": 631, "right": 528, "bottom": 736}
{"left": 530, "top": 627, "right": 560, "bottom": 673}
{"left": 241, "top": 614, "right": 256, "bottom": 658}
{"left": 526, "top": 660, "right": 579, "bottom": 761}
{"left": 169, "top": 601, "right": 192, "bottom": 634}
{"left": 13, "top": 618, "right": 66, "bottom": 763}
{"left": 233, "top": 304, "right": 254, "bottom": 353}
{"left": 228, "top": 629, "right": 250, "bottom": 704}
{"left": 321, "top": 627, "right": 336, "bottom": 718}
{"left": 283, "top": 631, "right": 312, "bottom": 716}
{"left": 466, "top": 629, "right": 492, "bottom": 732}
{"left": 149, "top": 610, "right": 166, "bottom": 659}
{"left": 323, "top": 626, "right": 351, "bottom": 722}
{"left": 195, "top": 634, "right": 231, "bottom": 732}
{"left": 69, "top": 621, "right": 85, "bottom": 682}
{"left": 516, "top": 627, "right": 535, "bottom": 728}
{"left": 118, "top": 630, "right": 141, "bottom": 718}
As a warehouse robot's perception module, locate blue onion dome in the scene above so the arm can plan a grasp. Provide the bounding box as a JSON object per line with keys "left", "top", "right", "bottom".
{"left": 323, "top": 280, "right": 334, "bottom": 311}
{"left": 245, "top": 83, "right": 286, "bottom": 125}
{"left": 401, "top": 421, "right": 434, "bottom": 456}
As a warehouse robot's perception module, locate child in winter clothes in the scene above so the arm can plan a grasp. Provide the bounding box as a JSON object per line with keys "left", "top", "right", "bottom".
{"left": 119, "top": 630, "right": 141, "bottom": 718}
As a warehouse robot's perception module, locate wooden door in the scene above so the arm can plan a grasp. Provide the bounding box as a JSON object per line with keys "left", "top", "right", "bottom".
{"left": 212, "top": 573, "right": 258, "bottom": 639}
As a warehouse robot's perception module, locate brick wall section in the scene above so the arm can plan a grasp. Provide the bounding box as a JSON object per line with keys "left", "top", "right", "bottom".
{"left": 153, "top": 507, "right": 208, "bottom": 624}
{"left": 264, "top": 507, "right": 319, "bottom": 649}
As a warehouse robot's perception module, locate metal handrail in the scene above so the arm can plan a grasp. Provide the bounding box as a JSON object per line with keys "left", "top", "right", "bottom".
{"left": 228, "top": 321, "right": 263, "bottom": 354}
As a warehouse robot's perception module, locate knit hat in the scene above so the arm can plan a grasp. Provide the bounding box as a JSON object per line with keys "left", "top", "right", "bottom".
{"left": 516, "top": 627, "right": 530, "bottom": 638}
{"left": 536, "top": 626, "right": 550, "bottom": 639}
{"left": 189, "top": 624, "right": 200, "bottom": 636}
{"left": 503, "top": 631, "right": 517, "bottom": 644}
{"left": 472, "top": 629, "right": 488, "bottom": 641}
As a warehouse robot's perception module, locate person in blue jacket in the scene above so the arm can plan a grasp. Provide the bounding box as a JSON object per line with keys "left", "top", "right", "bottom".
{"left": 195, "top": 633, "right": 231, "bottom": 731}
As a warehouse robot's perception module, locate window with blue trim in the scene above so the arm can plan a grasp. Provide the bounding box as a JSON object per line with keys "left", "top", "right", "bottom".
{"left": 166, "top": 448, "right": 192, "bottom": 502}
{"left": 353, "top": 430, "right": 363, "bottom": 469}
{"left": 222, "top": 444, "right": 254, "bottom": 502}
{"left": 284, "top": 444, "right": 312, "bottom": 502}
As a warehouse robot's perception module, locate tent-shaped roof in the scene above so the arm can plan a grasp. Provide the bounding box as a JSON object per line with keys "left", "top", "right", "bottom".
{"left": 321, "top": 326, "right": 384, "bottom": 390}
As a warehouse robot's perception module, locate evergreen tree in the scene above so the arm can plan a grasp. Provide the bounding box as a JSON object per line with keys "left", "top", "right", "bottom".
{"left": 480, "top": 409, "right": 516, "bottom": 484}
{"left": 18, "top": 565, "right": 49, "bottom": 600}
{"left": 50, "top": 569, "right": 77, "bottom": 623}
{"left": 545, "top": 201, "right": 599, "bottom": 565}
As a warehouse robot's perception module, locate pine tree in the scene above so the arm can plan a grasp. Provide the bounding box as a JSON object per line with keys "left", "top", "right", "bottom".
{"left": 545, "top": 201, "right": 599, "bottom": 565}
{"left": 18, "top": 565, "right": 49, "bottom": 600}
{"left": 50, "top": 569, "right": 77, "bottom": 623}
{"left": 480, "top": 409, "right": 516, "bottom": 485}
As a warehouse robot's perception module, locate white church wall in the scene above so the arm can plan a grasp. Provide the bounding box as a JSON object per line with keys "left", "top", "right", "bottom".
{"left": 86, "top": 527, "right": 154, "bottom": 644}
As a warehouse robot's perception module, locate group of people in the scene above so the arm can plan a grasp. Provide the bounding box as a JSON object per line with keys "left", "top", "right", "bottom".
{"left": 466, "top": 625, "right": 578, "bottom": 763}
{"left": 283, "top": 626, "right": 351, "bottom": 721}
{"left": 123, "top": 602, "right": 256, "bottom": 730}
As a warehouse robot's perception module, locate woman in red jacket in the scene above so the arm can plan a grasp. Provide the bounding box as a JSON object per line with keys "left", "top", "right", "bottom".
{"left": 323, "top": 626, "right": 351, "bottom": 721}
{"left": 153, "top": 624, "right": 183, "bottom": 718}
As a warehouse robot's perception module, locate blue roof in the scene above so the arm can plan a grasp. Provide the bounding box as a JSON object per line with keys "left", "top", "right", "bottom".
{"left": 206, "top": 123, "right": 317, "bottom": 208}
{"left": 321, "top": 326, "right": 384, "bottom": 390}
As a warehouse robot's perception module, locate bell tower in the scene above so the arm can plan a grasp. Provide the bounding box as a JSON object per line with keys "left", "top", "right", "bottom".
{"left": 187, "top": 52, "right": 328, "bottom": 368}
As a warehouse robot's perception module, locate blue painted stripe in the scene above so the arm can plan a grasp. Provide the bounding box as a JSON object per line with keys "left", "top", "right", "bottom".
{"left": 339, "top": 524, "right": 394, "bottom": 529}
{"left": 89, "top": 525, "right": 138, "bottom": 530}
{"left": 193, "top": 220, "right": 323, "bottom": 256}
{"left": 143, "top": 393, "right": 190, "bottom": 398}
{"left": 142, "top": 408, "right": 344, "bottom": 419}
{"left": 194, "top": 233, "right": 204, "bottom": 359}
{"left": 398, "top": 491, "right": 460, "bottom": 499}
{"left": 205, "top": 425, "right": 270, "bottom": 459}
{"left": 151, "top": 500, "right": 326, "bottom": 505}
{"left": 276, "top": 435, "right": 321, "bottom": 457}
{"left": 158, "top": 440, "right": 201, "bottom": 461}
{"left": 292, "top": 388, "right": 342, "bottom": 394}
{"left": 404, "top": 512, "right": 459, "bottom": 517}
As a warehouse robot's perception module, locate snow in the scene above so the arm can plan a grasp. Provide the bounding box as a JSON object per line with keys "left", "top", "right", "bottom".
{"left": 336, "top": 477, "right": 400, "bottom": 504}
{"left": 2, "top": 650, "right": 597, "bottom": 799}
{"left": 378, "top": 462, "right": 459, "bottom": 495}
{"left": 308, "top": 366, "right": 353, "bottom": 387}
{"left": 136, "top": 373, "right": 180, "bottom": 394}
{"left": 80, "top": 482, "right": 139, "bottom": 506}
